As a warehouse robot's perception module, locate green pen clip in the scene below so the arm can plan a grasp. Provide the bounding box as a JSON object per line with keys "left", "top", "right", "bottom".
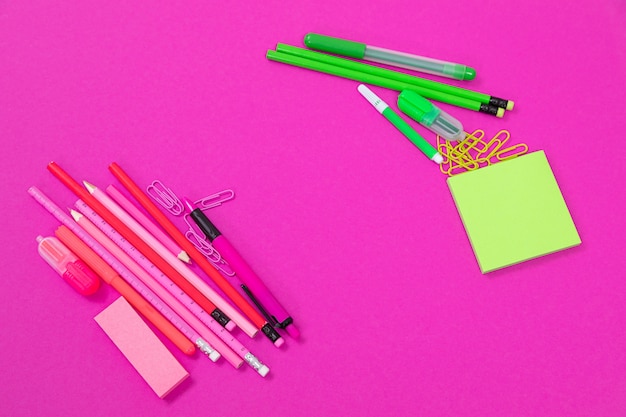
{"left": 398, "top": 90, "right": 466, "bottom": 142}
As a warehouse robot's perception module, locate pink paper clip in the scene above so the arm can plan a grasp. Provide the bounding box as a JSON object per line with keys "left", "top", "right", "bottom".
{"left": 146, "top": 180, "right": 185, "bottom": 216}
{"left": 146, "top": 179, "right": 237, "bottom": 276}
{"left": 194, "top": 189, "right": 235, "bottom": 210}
{"left": 183, "top": 215, "right": 236, "bottom": 277}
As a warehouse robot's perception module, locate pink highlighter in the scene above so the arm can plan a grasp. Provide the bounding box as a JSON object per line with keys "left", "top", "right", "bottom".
{"left": 37, "top": 235, "right": 101, "bottom": 296}
{"left": 184, "top": 198, "right": 300, "bottom": 340}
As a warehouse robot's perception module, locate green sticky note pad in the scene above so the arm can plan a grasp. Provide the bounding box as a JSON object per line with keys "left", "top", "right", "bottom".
{"left": 447, "top": 150, "right": 581, "bottom": 273}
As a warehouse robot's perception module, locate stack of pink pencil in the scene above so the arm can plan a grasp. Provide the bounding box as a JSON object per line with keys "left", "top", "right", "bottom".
{"left": 29, "top": 161, "right": 301, "bottom": 394}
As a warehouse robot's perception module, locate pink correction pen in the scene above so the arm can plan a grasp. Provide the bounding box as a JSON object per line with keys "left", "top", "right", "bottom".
{"left": 37, "top": 235, "right": 100, "bottom": 296}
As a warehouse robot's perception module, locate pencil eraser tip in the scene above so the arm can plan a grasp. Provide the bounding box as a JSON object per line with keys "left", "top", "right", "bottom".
{"left": 225, "top": 321, "right": 236, "bottom": 331}
{"left": 285, "top": 325, "right": 300, "bottom": 340}
{"left": 506, "top": 100, "right": 515, "bottom": 111}
{"left": 496, "top": 108, "right": 505, "bottom": 118}
{"left": 258, "top": 365, "right": 270, "bottom": 377}
{"left": 209, "top": 351, "right": 221, "bottom": 362}
{"left": 273, "top": 337, "right": 285, "bottom": 348}
{"left": 432, "top": 154, "right": 444, "bottom": 164}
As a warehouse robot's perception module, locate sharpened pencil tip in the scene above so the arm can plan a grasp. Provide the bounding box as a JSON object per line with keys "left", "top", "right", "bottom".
{"left": 177, "top": 251, "right": 191, "bottom": 263}
{"left": 70, "top": 209, "right": 82, "bottom": 221}
{"left": 83, "top": 181, "right": 97, "bottom": 193}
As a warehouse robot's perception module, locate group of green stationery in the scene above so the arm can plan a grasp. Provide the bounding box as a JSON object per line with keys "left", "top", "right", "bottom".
{"left": 267, "top": 33, "right": 581, "bottom": 273}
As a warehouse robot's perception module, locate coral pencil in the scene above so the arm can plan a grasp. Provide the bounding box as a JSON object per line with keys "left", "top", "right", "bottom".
{"left": 28, "top": 186, "right": 194, "bottom": 355}
{"left": 85, "top": 181, "right": 256, "bottom": 337}
{"left": 46, "top": 162, "right": 233, "bottom": 330}
{"left": 71, "top": 210, "right": 228, "bottom": 364}
{"left": 58, "top": 224, "right": 217, "bottom": 359}
{"left": 109, "top": 162, "right": 285, "bottom": 347}
{"left": 75, "top": 200, "right": 270, "bottom": 376}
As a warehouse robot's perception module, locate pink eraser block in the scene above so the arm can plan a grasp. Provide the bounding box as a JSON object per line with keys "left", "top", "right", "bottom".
{"left": 94, "top": 297, "right": 190, "bottom": 398}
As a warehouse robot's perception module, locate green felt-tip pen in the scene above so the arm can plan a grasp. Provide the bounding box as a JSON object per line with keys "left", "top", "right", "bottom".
{"left": 305, "top": 33, "right": 476, "bottom": 81}
{"left": 357, "top": 84, "right": 443, "bottom": 165}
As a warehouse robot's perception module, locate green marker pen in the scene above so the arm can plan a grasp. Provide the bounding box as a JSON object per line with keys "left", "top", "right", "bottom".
{"left": 357, "top": 84, "right": 443, "bottom": 165}
{"left": 305, "top": 33, "right": 476, "bottom": 81}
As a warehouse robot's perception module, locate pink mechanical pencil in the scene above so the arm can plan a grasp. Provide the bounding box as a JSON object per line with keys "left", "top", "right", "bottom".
{"left": 84, "top": 180, "right": 259, "bottom": 338}
{"left": 70, "top": 209, "right": 240, "bottom": 368}
{"left": 74, "top": 200, "right": 270, "bottom": 376}
{"left": 105, "top": 184, "right": 190, "bottom": 264}
{"left": 184, "top": 198, "right": 300, "bottom": 339}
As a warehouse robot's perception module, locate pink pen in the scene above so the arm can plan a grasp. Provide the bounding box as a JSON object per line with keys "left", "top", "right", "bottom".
{"left": 105, "top": 185, "right": 191, "bottom": 264}
{"left": 74, "top": 201, "right": 270, "bottom": 376}
{"left": 184, "top": 198, "right": 300, "bottom": 340}
{"left": 37, "top": 235, "right": 100, "bottom": 296}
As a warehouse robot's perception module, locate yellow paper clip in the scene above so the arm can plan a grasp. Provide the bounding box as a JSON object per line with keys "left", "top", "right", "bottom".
{"left": 496, "top": 143, "right": 529, "bottom": 161}
{"left": 438, "top": 129, "right": 528, "bottom": 177}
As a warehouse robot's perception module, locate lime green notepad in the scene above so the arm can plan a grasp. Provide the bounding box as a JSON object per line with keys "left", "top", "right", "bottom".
{"left": 447, "top": 150, "right": 581, "bottom": 273}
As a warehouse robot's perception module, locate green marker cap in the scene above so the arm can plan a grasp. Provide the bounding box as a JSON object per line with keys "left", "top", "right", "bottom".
{"left": 398, "top": 90, "right": 439, "bottom": 126}
{"left": 398, "top": 89, "right": 466, "bottom": 142}
{"left": 462, "top": 67, "right": 477, "bottom": 81}
{"left": 304, "top": 33, "right": 366, "bottom": 59}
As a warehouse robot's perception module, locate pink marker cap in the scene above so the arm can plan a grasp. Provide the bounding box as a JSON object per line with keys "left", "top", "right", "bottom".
{"left": 285, "top": 324, "right": 300, "bottom": 340}
{"left": 37, "top": 236, "right": 101, "bottom": 296}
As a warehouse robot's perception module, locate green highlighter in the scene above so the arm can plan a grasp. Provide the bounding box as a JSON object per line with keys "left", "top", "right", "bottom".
{"left": 305, "top": 33, "right": 476, "bottom": 81}
{"left": 397, "top": 90, "right": 466, "bottom": 142}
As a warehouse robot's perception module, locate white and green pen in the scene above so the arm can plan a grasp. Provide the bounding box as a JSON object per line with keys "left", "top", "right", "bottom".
{"left": 357, "top": 84, "right": 443, "bottom": 164}
{"left": 306, "top": 33, "right": 476, "bottom": 81}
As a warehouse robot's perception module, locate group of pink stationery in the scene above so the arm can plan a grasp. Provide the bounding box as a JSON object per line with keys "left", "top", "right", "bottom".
{"left": 30, "top": 162, "right": 299, "bottom": 397}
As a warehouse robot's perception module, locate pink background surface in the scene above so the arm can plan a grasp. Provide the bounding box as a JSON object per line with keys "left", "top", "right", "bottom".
{"left": 1, "top": 1, "right": 625, "bottom": 416}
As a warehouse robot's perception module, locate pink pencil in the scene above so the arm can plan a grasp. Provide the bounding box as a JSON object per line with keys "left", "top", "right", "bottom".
{"left": 106, "top": 184, "right": 191, "bottom": 264}
{"left": 83, "top": 180, "right": 259, "bottom": 338}
{"left": 75, "top": 200, "right": 270, "bottom": 376}
{"left": 71, "top": 208, "right": 243, "bottom": 368}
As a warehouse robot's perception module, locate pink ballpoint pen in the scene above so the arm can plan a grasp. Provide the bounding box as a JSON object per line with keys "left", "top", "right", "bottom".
{"left": 184, "top": 198, "right": 300, "bottom": 339}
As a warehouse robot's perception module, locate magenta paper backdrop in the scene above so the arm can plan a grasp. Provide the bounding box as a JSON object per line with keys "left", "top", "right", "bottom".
{"left": 1, "top": 1, "right": 625, "bottom": 416}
